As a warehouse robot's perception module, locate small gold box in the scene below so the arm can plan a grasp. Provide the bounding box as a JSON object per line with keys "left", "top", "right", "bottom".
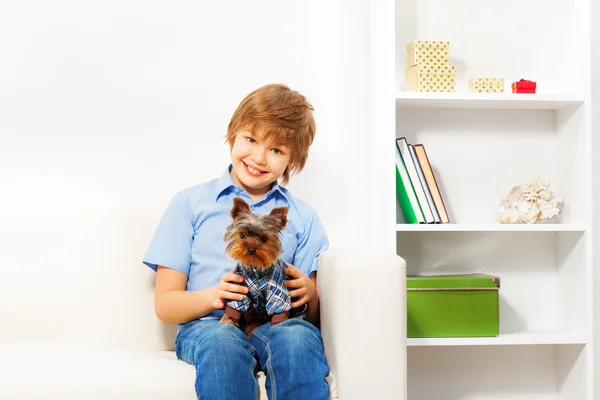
{"left": 407, "top": 40, "right": 450, "bottom": 67}
{"left": 405, "top": 65, "right": 457, "bottom": 92}
{"left": 468, "top": 77, "right": 505, "bottom": 93}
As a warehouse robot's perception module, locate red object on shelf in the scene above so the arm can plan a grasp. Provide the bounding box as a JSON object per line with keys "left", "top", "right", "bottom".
{"left": 512, "top": 79, "right": 537, "bottom": 93}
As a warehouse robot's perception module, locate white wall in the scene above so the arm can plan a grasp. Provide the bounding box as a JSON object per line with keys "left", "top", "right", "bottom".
{"left": 592, "top": 0, "right": 600, "bottom": 396}
{"left": 0, "top": 1, "right": 377, "bottom": 350}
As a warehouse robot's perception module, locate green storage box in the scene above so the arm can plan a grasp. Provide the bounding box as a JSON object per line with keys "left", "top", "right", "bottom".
{"left": 407, "top": 274, "right": 500, "bottom": 338}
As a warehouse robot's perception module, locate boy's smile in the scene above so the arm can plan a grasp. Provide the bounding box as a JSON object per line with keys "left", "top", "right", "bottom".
{"left": 230, "top": 130, "right": 291, "bottom": 201}
{"left": 242, "top": 161, "right": 267, "bottom": 176}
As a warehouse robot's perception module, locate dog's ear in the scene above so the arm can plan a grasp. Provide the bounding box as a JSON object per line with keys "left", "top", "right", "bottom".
{"left": 231, "top": 197, "right": 251, "bottom": 219}
{"left": 269, "top": 206, "right": 288, "bottom": 230}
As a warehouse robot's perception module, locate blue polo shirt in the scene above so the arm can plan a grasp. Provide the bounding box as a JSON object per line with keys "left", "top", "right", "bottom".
{"left": 142, "top": 164, "right": 329, "bottom": 328}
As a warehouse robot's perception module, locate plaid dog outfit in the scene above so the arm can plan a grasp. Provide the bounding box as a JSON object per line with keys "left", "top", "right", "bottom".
{"left": 226, "top": 259, "right": 304, "bottom": 320}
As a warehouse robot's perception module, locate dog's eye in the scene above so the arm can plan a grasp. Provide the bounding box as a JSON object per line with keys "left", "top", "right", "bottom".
{"left": 261, "top": 236, "right": 268, "bottom": 243}
{"left": 240, "top": 232, "right": 246, "bottom": 239}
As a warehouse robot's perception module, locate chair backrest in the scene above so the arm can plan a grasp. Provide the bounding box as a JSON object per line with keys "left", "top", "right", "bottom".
{"left": 0, "top": 212, "right": 176, "bottom": 351}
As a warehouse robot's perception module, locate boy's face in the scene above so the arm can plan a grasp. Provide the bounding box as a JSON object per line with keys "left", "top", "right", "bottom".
{"left": 229, "top": 130, "right": 291, "bottom": 199}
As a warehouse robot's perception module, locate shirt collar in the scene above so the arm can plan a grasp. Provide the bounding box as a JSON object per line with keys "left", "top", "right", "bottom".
{"left": 214, "top": 164, "right": 288, "bottom": 203}
{"left": 214, "top": 165, "right": 237, "bottom": 200}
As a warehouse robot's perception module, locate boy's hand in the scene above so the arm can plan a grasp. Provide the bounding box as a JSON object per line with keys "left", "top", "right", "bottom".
{"left": 212, "top": 266, "right": 249, "bottom": 310}
{"left": 284, "top": 262, "right": 315, "bottom": 308}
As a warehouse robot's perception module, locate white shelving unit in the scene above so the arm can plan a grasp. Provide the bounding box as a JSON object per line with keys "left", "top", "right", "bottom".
{"left": 386, "top": 0, "right": 593, "bottom": 398}
{"left": 396, "top": 92, "right": 586, "bottom": 110}
{"left": 396, "top": 223, "right": 587, "bottom": 232}
{"left": 408, "top": 332, "right": 587, "bottom": 347}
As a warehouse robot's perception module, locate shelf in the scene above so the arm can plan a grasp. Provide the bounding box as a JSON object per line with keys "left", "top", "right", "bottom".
{"left": 396, "top": 223, "right": 586, "bottom": 232}
{"left": 391, "top": 0, "right": 593, "bottom": 396}
{"left": 407, "top": 332, "right": 587, "bottom": 347}
{"left": 395, "top": 92, "right": 585, "bottom": 110}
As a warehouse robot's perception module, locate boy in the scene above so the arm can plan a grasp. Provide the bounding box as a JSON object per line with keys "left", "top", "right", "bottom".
{"left": 143, "top": 84, "right": 331, "bottom": 399}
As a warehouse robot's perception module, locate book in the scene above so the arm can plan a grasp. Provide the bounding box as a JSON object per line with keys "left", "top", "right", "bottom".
{"left": 413, "top": 144, "right": 449, "bottom": 223}
{"left": 396, "top": 141, "right": 424, "bottom": 224}
{"left": 397, "top": 138, "right": 435, "bottom": 223}
{"left": 409, "top": 144, "right": 441, "bottom": 223}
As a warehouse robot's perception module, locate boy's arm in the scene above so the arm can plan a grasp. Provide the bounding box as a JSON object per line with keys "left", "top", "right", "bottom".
{"left": 284, "top": 263, "right": 321, "bottom": 328}
{"left": 154, "top": 266, "right": 218, "bottom": 324}
{"left": 154, "top": 265, "right": 248, "bottom": 324}
{"left": 306, "top": 273, "right": 320, "bottom": 328}
{"left": 287, "top": 209, "right": 328, "bottom": 328}
{"left": 145, "top": 192, "right": 250, "bottom": 324}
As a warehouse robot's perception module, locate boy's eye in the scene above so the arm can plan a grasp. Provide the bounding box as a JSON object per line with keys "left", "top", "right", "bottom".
{"left": 240, "top": 232, "right": 246, "bottom": 239}
{"left": 246, "top": 137, "right": 256, "bottom": 143}
{"left": 272, "top": 148, "right": 281, "bottom": 154}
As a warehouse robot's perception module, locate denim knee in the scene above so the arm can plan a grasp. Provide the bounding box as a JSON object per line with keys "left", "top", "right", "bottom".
{"left": 176, "top": 320, "right": 255, "bottom": 365}
{"left": 267, "top": 319, "right": 325, "bottom": 357}
{"left": 251, "top": 318, "right": 330, "bottom": 400}
{"left": 176, "top": 320, "right": 260, "bottom": 400}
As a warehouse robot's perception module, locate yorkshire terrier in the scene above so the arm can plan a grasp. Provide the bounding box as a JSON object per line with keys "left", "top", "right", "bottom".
{"left": 219, "top": 197, "right": 301, "bottom": 336}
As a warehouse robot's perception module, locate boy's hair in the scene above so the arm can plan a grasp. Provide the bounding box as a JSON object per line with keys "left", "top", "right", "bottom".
{"left": 226, "top": 83, "right": 316, "bottom": 185}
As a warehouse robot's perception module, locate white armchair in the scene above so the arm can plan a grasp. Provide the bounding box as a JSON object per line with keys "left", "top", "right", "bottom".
{"left": 318, "top": 248, "right": 407, "bottom": 400}
{"left": 0, "top": 244, "right": 406, "bottom": 400}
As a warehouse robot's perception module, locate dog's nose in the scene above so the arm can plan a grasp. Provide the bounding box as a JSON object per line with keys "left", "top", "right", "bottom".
{"left": 247, "top": 248, "right": 256, "bottom": 255}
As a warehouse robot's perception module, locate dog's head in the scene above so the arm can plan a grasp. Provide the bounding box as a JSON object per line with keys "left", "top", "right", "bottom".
{"left": 223, "top": 197, "right": 288, "bottom": 270}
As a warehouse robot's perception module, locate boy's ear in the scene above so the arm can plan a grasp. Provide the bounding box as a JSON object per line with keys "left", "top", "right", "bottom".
{"left": 269, "top": 207, "right": 288, "bottom": 230}
{"left": 231, "top": 197, "right": 251, "bottom": 219}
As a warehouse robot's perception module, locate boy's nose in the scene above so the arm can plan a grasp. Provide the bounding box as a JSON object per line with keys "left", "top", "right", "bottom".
{"left": 247, "top": 248, "right": 256, "bottom": 255}
{"left": 252, "top": 149, "right": 267, "bottom": 165}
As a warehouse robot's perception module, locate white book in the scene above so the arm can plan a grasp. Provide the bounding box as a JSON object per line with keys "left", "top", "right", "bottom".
{"left": 396, "top": 137, "right": 434, "bottom": 223}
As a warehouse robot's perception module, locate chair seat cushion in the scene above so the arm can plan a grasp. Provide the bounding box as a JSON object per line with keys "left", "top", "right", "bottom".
{"left": 0, "top": 343, "right": 337, "bottom": 399}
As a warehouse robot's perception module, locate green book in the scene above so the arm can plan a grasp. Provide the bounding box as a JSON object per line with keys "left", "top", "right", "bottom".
{"left": 396, "top": 141, "right": 424, "bottom": 224}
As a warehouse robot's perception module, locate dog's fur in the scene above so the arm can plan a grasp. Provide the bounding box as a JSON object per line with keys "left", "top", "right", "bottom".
{"left": 219, "top": 198, "right": 290, "bottom": 337}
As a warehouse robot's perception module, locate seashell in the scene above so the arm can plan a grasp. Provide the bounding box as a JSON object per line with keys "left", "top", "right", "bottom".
{"left": 495, "top": 177, "right": 564, "bottom": 224}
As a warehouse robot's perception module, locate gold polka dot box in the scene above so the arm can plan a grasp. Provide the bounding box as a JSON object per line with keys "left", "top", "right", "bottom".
{"left": 405, "top": 65, "right": 457, "bottom": 93}
{"left": 405, "top": 40, "right": 456, "bottom": 92}
{"left": 468, "top": 77, "right": 505, "bottom": 93}
{"left": 406, "top": 40, "right": 450, "bottom": 67}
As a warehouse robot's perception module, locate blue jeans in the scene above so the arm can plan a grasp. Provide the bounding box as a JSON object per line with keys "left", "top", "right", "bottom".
{"left": 175, "top": 318, "right": 330, "bottom": 400}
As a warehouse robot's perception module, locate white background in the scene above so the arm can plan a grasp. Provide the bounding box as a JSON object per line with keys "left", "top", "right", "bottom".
{"left": 0, "top": 1, "right": 381, "bottom": 350}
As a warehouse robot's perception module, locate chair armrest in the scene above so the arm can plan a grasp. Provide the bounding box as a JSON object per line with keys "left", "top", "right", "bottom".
{"left": 317, "top": 248, "right": 407, "bottom": 400}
